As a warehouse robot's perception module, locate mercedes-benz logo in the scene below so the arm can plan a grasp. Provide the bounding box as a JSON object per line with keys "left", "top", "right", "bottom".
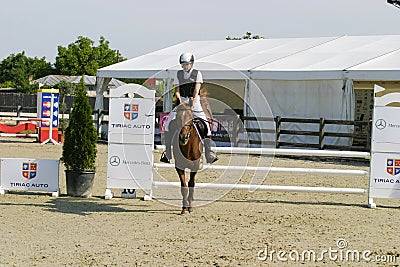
{"left": 375, "top": 119, "right": 386, "bottom": 130}
{"left": 109, "top": 156, "right": 120, "bottom": 166}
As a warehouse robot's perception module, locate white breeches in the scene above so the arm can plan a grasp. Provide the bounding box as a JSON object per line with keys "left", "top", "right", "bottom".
{"left": 164, "top": 96, "right": 211, "bottom": 136}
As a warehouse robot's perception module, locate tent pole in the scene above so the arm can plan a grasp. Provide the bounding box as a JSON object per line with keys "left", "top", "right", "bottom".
{"left": 94, "top": 77, "right": 111, "bottom": 137}
{"left": 163, "top": 76, "right": 173, "bottom": 112}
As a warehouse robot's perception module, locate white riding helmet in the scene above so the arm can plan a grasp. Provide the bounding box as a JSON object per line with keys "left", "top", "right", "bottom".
{"left": 179, "top": 52, "right": 194, "bottom": 64}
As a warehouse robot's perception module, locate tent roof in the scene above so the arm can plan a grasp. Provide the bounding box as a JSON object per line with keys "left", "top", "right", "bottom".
{"left": 34, "top": 75, "right": 126, "bottom": 89}
{"left": 97, "top": 35, "right": 400, "bottom": 81}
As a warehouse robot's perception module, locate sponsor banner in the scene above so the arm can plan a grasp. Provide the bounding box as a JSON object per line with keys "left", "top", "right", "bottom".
{"left": 370, "top": 152, "right": 400, "bottom": 198}
{"left": 107, "top": 143, "right": 153, "bottom": 191}
{"left": 370, "top": 85, "right": 400, "bottom": 199}
{"left": 0, "top": 158, "right": 59, "bottom": 192}
{"left": 372, "top": 106, "right": 400, "bottom": 145}
{"left": 106, "top": 84, "right": 155, "bottom": 196}
{"left": 211, "top": 115, "right": 239, "bottom": 141}
{"left": 108, "top": 98, "right": 154, "bottom": 138}
{"left": 370, "top": 152, "right": 400, "bottom": 189}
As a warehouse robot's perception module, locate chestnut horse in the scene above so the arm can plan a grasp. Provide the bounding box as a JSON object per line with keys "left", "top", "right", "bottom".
{"left": 170, "top": 102, "right": 204, "bottom": 215}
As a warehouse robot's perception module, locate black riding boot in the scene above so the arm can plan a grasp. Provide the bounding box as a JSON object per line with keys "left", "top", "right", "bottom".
{"left": 204, "top": 138, "right": 218, "bottom": 164}
{"left": 160, "top": 130, "right": 172, "bottom": 163}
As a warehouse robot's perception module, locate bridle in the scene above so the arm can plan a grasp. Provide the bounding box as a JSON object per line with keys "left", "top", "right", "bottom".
{"left": 179, "top": 118, "right": 194, "bottom": 145}
{"left": 176, "top": 106, "right": 194, "bottom": 146}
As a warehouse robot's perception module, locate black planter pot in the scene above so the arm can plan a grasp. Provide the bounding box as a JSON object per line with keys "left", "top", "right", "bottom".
{"left": 65, "top": 170, "right": 95, "bottom": 197}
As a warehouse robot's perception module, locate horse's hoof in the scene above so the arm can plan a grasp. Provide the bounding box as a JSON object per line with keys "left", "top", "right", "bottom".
{"left": 180, "top": 208, "right": 189, "bottom": 215}
{"left": 188, "top": 207, "right": 194, "bottom": 213}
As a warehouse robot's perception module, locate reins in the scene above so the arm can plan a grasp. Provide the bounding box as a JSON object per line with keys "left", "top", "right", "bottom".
{"left": 176, "top": 104, "right": 205, "bottom": 145}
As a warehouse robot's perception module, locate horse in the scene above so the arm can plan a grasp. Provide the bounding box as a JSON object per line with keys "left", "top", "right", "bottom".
{"left": 170, "top": 102, "right": 207, "bottom": 215}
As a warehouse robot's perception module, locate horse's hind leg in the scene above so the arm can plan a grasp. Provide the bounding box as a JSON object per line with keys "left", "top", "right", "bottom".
{"left": 188, "top": 172, "right": 196, "bottom": 213}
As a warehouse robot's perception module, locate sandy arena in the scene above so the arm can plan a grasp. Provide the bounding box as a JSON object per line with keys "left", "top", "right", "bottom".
{"left": 0, "top": 138, "right": 399, "bottom": 267}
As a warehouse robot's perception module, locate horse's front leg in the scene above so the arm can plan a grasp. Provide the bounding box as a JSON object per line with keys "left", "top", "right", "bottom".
{"left": 188, "top": 172, "right": 196, "bottom": 213}
{"left": 176, "top": 168, "right": 189, "bottom": 214}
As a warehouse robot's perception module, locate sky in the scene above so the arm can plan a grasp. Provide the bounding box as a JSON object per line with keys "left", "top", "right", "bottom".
{"left": 1, "top": 0, "right": 400, "bottom": 63}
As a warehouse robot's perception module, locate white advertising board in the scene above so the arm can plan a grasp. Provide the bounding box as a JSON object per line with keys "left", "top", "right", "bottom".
{"left": 106, "top": 84, "right": 155, "bottom": 200}
{"left": 369, "top": 85, "right": 400, "bottom": 206}
{"left": 0, "top": 158, "right": 59, "bottom": 194}
{"left": 107, "top": 143, "right": 153, "bottom": 191}
{"left": 108, "top": 98, "right": 154, "bottom": 144}
{"left": 369, "top": 152, "right": 400, "bottom": 198}
{"left": 372, "top": 106, "right": 400, "bottom": 145}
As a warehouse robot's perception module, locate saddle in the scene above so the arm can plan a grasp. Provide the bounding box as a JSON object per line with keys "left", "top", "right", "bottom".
{"left": 192, "top": 118, "right": 208, "bottom": 139}
{"left": 169, "top": 117, "right": 208, "bottom": 139}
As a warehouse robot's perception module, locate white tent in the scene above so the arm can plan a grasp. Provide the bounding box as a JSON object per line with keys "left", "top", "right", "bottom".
{"left": 96, "top": 35, "right": 400, "bottom": 147}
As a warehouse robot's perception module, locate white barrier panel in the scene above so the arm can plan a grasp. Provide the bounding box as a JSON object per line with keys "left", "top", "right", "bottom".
{"left": 369, "top": 85, "right": 400, "bottom": 208}
{"left": 153, "top": 181, "right": 366, "bottom": 194}
{"left": 369, "top": 152, "right": 400, "bottom": 199}
{"left": 105, "top": 84, "right": 155, "bottom": 200}
{"left": 108, "top": 98, "right": 154, "bottom": 145}
{"left": 107, "top": 143, "right": 153, "bottom": 190}
{"left": 214, "top": 147, "right": 370, "bottom": 159}
{"left": 0, "top": 133, "right": 38, "bottom": 138}
{"left": 155, "top": 145, "right": 370, "bottom": 159}
{"left": 153, "top": 163, "right": 367, "bottom": 176}
{"left": 0, "top": 117, "right": 50, "bottom": 122}
{"left": 0, "top": 158, "right": 59, "bottom": 196}
{"left": 153, "top": 150, "right": 368, "bottom": 201}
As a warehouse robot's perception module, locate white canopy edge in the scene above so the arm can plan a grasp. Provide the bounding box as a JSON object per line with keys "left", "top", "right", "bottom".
{"left": 97, "top": 35, "right": 400, "bottom": 81}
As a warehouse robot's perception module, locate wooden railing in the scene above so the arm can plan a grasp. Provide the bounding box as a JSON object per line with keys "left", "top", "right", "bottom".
{"left": 241, "top": 116, "right": 370, "bottom": 151}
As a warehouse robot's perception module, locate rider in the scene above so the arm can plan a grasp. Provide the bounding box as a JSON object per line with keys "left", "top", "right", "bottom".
{"left": 160, "top": 52, "right": 218, "bottom": 164}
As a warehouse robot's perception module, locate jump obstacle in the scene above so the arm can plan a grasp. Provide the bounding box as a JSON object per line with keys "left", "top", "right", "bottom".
{"left": 0, "top": 117, "right": 51, "bottom": 140}
{"left": 0, "top": 88, "right": 60, "bottom": 144}
{"left": 104, "top": 84, "right": 370, "bottom": 205}
{"left": 152, "top": 146, "right": 369, "bottom": 196}
{"left": 155, "top": 145, "right": 370, "bottom": 158}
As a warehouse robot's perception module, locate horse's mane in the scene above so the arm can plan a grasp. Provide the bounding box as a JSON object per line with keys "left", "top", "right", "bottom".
{"left": 175, "top": 102, "right": 191, "bottom": 112}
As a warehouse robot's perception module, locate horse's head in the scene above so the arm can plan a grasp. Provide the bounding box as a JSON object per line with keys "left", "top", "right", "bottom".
{"left": 175, "top": 103, "right": 194, "bottom": 146}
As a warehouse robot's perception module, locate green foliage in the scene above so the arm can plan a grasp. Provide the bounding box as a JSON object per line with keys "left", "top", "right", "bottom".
{"left": 0, "top": 36, "right": 125, "bottom": 92}
{"left": 20, "top": 130, "right": 36, "bottom": 134}
{"left": 58, "top": 117, "right": 69, "bottom": 133}
{"left": 55, "top": 36, "right": 126, "bottom": 76}
{"left": 156, "top": 80, "right": 164, "bottom": 98}
{"left": 59, "top": 102, "right": 68, "bottom": 114}
{"left": 55, "top": 80, "right": 75, "bottom": 99}
{"left": 55, "top": 80, "right": 75, "bottom": 133}
{"left": 0, "top": 52, "right": 54, "bottom": 93}
{"left": 226, "top": 32, "right": 264, "bottom": 40}
{"left": 61, "top": 76, "right": 97, "bottom": 171}
{"left": 0, "top": 81, "right": 14, "bottom": 88}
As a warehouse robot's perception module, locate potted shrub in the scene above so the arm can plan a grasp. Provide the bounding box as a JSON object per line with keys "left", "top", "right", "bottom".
{"left": 61, "top": 76, "right": 97, "bottom": 197}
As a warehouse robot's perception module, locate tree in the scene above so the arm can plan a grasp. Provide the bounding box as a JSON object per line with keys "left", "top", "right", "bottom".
{"left": 55, "top": 36, "right": 125, "bottom": 76}
{"left": 61, "top": 76, "right": 98, "bottom": 197}
{"left": 27, "top": 56, "right": 54, "bottom": 79}
{"left": 55, "top": 80, "right": 76, "bottom": 133}
{"left": 226, "top": 32, "right": 264, "bottom": 40}
{"left": 0, "top": 52, "right": 54, "bottom": 93}
{"left": 61, "top": 76, "right": 97, "bottom": 171}
{"left": 56, "top": 80, "right": 75, "bottom": 102}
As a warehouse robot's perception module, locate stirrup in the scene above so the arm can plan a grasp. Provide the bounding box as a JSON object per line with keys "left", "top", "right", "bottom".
{"left": 160, "top": 152, "right": 170, "bottom": 163}
{"left": 206, "top": 153, "right": 218, "bottom": 164}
